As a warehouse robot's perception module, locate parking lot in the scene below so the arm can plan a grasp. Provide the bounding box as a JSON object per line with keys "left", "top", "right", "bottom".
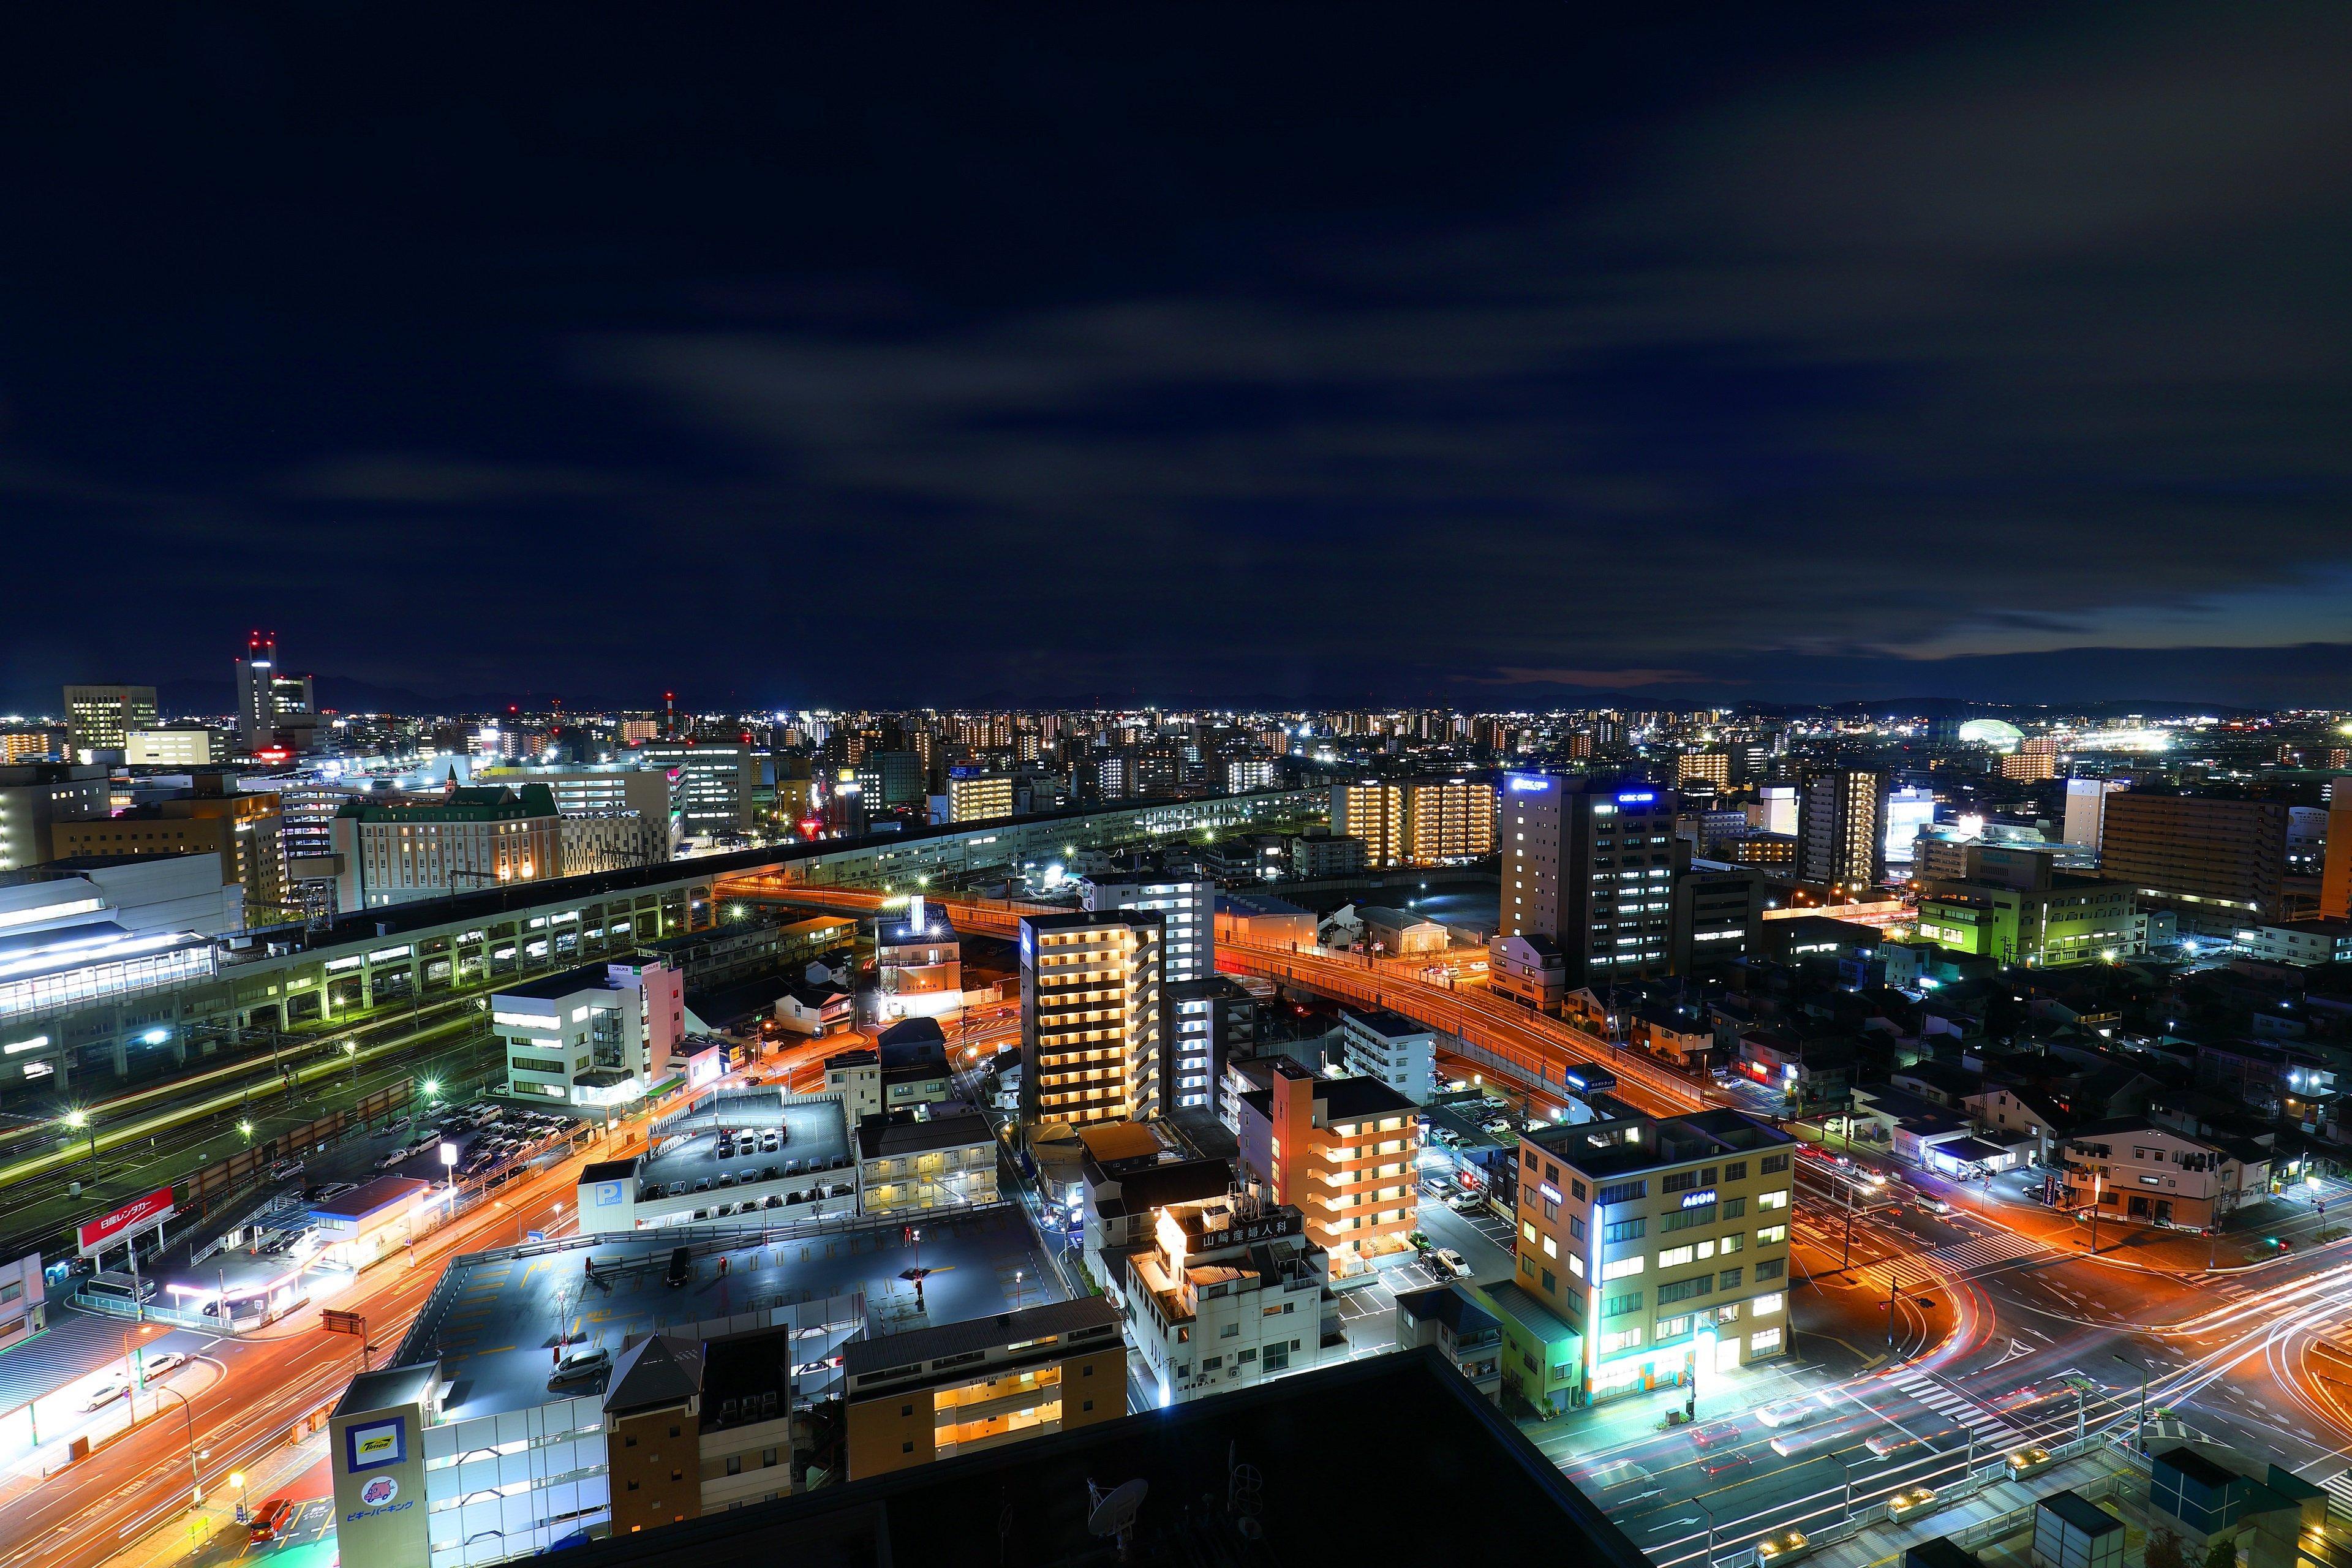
{"left": 1330, "top": 1191, "right": 1520, "bottom": 1348}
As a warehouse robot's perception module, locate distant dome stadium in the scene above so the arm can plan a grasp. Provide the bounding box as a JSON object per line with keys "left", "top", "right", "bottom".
{"left": 1956, "top": 718, "right": 2024, "bottom": 752}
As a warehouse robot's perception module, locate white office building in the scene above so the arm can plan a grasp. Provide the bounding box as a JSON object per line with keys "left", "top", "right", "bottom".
{"left": 1338, "top": 1007, "right": 1440, "bottom": 1102}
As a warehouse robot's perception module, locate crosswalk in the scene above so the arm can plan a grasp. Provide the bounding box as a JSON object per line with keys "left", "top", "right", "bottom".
{"left": 2319, "top": 1469, "right": 2352, "bottom": 1522}
{"left": 1926, "top": 1231, "right": 2048, "bottom": 1276}
{"left": 1885, "top": 1368, "right": 2018, "bottom": 1440}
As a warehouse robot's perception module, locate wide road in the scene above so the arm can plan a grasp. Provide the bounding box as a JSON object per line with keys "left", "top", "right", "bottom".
{"left": 1564, "top": 1150, "right": 2352, "bottom": 1568}
{"left": 682, "top": 881, "right": 2352, "bottom": 1562}
{"left": 2, "top": 1128, "right": 627, "bottom": 1568}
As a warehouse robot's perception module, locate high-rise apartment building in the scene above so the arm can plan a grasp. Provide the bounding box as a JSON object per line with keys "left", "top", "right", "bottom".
{"left": 234, "top": 634, "right": 318, "bottom": 754}
{"left": 1498, "top": 774, "right": 1679, "bottom": 983}
{"left": 1676, "top": 750, "right": 1730, "bottom": 788}
{"left": 2100, "top": 792, "right": 2289, "bottom": 928}
{"left": 1080, "top": 869, "right": 1211, "bottom": 981}
{"left": 1796, "top": 767, "right": 1888, "bottom": 893}
{"left": 1234, "top": 1058, "right": 1420, "bottom": 1277}
{"left": 1330, "top": 777, "right": 1496, "bottom": 867}
{"left": 944, "top": 770, "right": 1013, "bottom": 823}
{"left": 1019, "top": 910, "right": 1167, "bottom": 1129}
{"left": 62, "top": 685, "right": 157, "bottom": 756}
{"left": 1503, "top": 1109, "right": 1794, "bottom": 1409}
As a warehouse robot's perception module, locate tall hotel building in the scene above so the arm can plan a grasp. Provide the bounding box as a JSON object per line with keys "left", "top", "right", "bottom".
{"left": 1508, "top": 1109, "right": 1794, "bottom": 1411}
{"left": 1498, "top": 774, "right": 1679, "bottom": 984}
{"left": 1019, "top": 910, "right": 1167, "bottom": 1129}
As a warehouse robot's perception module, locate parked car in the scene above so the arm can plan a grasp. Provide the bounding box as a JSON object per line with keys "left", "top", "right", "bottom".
{"left": 81, "top": 1375, "right": 130, "bottom": 1412}
{"left": 666, "top": 1246, "right": 692, "bottom": 1287}
{"left": 141, "top": 1351, "right": 189, "bottom": 1381}
{"left": 247, "top": 1499, "right": 298, "bottom": 1542}
{"left": 1431, "top": 1248, "right": 1471, "bottom": 1279}
{"left": 1446, "top": 1191, "right": 1485, "bottom": 1215}
{"left": 548, "top": 1348, "right": 611, "bottom": 1387}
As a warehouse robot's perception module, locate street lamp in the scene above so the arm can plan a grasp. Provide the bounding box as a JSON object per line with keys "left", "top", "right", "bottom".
{"left": 150, "top": 1385, "right": 205, "bottom": 1506}
{"left": 64, "top": 1109, "right": 95, "bottom": 1163}
{"left": 344, "top": 1039, "right": 360, "bottom": 1085}
{"left": 237, "top": 1120, "right": 254, "bottom": 1141}
{"left": 2111, "top": 1353, "right": 2149, "bottom": 1449}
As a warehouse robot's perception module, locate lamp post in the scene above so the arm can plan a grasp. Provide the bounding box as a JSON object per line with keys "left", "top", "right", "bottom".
{"left": 64, "top": 1109, "right": 96, "bottom": 1164}
{"left": 149, "top": 1385, "right": 204, "bottom": 1506}
{"left": 2111, "top": 1353, "right": 2148, "bottom": 1449}
{"left": 344, "top": 1039, "right": 360, "bottom": 1087}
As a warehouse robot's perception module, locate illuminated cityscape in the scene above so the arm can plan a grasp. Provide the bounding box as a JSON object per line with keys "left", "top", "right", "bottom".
{"left": 3, "top": 7, "right": 2351, "bottom": 1568}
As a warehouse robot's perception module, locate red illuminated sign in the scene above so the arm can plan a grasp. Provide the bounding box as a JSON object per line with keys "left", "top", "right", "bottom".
{"left": 78, "top": 1186, "right": 175, "bottom": 1256}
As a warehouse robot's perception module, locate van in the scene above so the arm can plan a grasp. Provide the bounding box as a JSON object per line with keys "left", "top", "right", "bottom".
{"left": 666, "top": 1246, "right": 692, "bottom": 1287}
{"left": 248, "top": 1499, "right": 298, "bottom": 1542}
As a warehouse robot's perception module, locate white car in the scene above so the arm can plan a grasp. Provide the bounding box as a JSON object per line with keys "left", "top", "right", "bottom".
{"left": 1758, "top": 1397, "right": 1817, "bottom": 1429}
{"left": 141, "top": 1351, "right": 189, "bottom": 1381}
{"left": 82, "top": 1376, "right": 130, "bottom": 1412}
{"left": 1431, "top": 1248, "right": 1471, "bottom": 1279}
{"left": 1446, "top": 1191, "right": 1485, "bottom": 1215}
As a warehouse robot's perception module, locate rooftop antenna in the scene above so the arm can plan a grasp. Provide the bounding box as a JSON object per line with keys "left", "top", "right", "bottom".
{"left": 1086, "top": 1477, "right": 1148, "bottom": 1561}
{"left": 1226, "top": 1441, "right": 1263, "bottom": 1540}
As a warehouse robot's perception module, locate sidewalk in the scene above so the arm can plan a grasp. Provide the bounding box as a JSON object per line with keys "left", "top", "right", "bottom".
{"left": 1801, "top": 1125, "right": 2352, "bottom": 1276}
{"left": 103, "top": 1428, "right": 330, "bottom": 1568}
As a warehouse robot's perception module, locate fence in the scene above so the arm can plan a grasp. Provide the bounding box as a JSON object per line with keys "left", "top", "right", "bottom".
{"left": 183, "top": 1077, "right": 415, "bottom": 1210}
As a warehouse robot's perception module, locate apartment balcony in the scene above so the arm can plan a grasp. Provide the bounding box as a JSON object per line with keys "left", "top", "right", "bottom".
{"left": 935, "top": 1383, "right": 1058, "bottom": 1427}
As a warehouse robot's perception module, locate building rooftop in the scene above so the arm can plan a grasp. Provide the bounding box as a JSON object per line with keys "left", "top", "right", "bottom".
{"left": 334, "top": 1362, "right": 442, "bottom": 1419}
{"left": 607, "top": 1333, "right": 704, "bottom": 1414}
{"left": 1525, "top": 1107, "right": 1792, "bottom": 1178}
{"left": 547, "top": 1348, "right": 1646, "bottom": 1568}
{"left": 311, "top": 1175, "right": 431, "bottom": 1222}
{"left": 1315, "top": 1075, "right": 1418, "bottom": 1124}
{"left": 399, "top": 1207, "right": 1063, "bottom": 1424}
{"left": 840, "top": 1296, "right": 1120, "bottom": 1382}
{"left": 495, "top": 962, "right": 620, "bottom": 1002}
{"left": 1343, "top": 1006, "right": 1440, "bottom": 1039}
{"left": 855, "top": 1109, "right": 993, "bottom": 1161}
{"left": 639, "top": 1098, "right": 853, "bottom": 1191}
{"left": 1397, "top": 1281, "right": 1499, "bottom": 1339}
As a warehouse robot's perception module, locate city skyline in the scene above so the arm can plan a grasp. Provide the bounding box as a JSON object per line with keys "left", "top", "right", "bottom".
{"left": 4, "top": 4, "right": 2350, "bottom": 708}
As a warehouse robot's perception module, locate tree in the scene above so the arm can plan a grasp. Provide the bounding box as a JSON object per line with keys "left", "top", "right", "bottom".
{"left": 2200, "top": 1538, "right": 2236, "bottom": 1568}
{"left": 2145, "top": 1528, "right": 2187, "bottom": 1568}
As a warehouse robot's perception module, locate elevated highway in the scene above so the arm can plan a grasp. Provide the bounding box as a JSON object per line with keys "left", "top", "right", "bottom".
{"left": 714, "top": 880, "right": 1711, "bottom": 1117}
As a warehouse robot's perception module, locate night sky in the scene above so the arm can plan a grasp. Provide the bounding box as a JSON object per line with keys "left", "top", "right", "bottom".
{"left": 3, "top": 3, "right": 2348, "bottom": 712}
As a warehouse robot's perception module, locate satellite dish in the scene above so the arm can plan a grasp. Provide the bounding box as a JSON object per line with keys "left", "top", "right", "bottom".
{"left": 1087, "top": 1478, "right": 1148, "bottom": 1539}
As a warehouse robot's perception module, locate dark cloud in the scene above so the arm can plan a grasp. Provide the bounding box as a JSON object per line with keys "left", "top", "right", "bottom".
{"left": 0, "top": 2, "right": 2346, "bottom": 709}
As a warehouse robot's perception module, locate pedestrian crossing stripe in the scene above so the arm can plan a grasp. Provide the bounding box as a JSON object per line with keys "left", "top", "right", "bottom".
{"left": 2320, "top": 1470, "right": 2352, "bottom": 1521}
{"left": 1926, "top": 1232, "right": 2048, "bottom": 1276}
{"left": 1887, "top": 1370, "right": 2018, "bottom": 1436}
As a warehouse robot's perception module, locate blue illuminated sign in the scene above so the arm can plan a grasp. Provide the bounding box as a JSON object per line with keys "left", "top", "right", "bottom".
{"left": 1508, "top": 776, "right": 1552, "bottom": 793}
{"left": 1616, "top": 791, "right": 1656, "bottom": 804}
{"left": 1564, "top": 1072, "right": 1587, "bottom": 1090}
{"left": 1679, "top": 1189, "right": 1717, "bottom": 1209}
